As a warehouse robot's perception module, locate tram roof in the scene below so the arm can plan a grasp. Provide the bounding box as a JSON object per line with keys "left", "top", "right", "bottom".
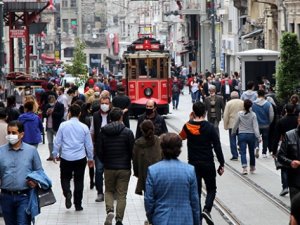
{"left": 123, "top": 51, "right": 170, "bottom": 58}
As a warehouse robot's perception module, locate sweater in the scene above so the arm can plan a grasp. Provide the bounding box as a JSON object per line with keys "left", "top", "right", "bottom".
{"left": 232, "top": 110, "right": 260, "bottom": 139}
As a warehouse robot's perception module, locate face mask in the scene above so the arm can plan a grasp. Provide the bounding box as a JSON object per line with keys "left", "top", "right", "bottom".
{"left": 101, "top": 104, "right": 110, "bottom": 112}
{"left": 49, "top": 103, "right": 55, "bottom": 106}
{"left": 25, "top": 91, "right": 31, "bottom": 95}
{"left": 6, "top": 134, "right": 19, "bottom": 145}
{"left": 146, "top": 108, "right": 154, "bottom": 115}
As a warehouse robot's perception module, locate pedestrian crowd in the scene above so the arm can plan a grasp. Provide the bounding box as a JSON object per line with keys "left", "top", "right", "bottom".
{"left": 0, "top": 66, "right": 299, "bottom": 225}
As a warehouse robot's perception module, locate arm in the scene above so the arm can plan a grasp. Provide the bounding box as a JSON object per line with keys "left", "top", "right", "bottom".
{"left": 53, "top": 125, "right": 63, "bottom": 158}
{"left": 272, "top": 121, "right": 282, "bottom": 155}
{"left": 132, "top": 142, "right": 139, "bottom": 177}
{"left": 190, "top": 169, "right": 200, "bottom": 225}
{"left": 223, "top": 104, "right": 229, "bottom": 130}
{"left": 128, "top": 130, "right": 135, "bottom": 160}
{"left": 231, "top": 113, "right": 240, "bottom": 135}
{"left": 179, "top": 124, "right": 187, "bottom": 140}
{"left": 211, "top": 126, "right": 225, "bottom": 167}
{"left": 269, "top": 104, "right": 274, "bottom": 124}
{"left": 252, "top": 114, "right": 260, "bottom": 139}
{"left": 84, "top": 127, "right": 94, "bottom": 161}
{"left": 278, "top": 134, "right": 292, "bottom": 167}
{"left": 160, "top": 117, "right": 168, "bottom": 134}
{"left": 38, "top": 117, "right": 44, "bottom": 133}
{"left": 144, "top": 169, "right": 155, "bottom": 224}
{"left": 135, "top": 117, "right": 142, "bottom": 139}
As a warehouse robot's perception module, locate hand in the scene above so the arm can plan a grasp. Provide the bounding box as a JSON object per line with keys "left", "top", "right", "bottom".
{"left": 217, "top": 166, "right": 224, "bottom": 176}
{"left": 123, "top": 108, "right": 128, "bottom": 113}
{"left": 291, "top": 160, "right": 300, "bottom": 169}
{"left": 53, "top": 156, "right": 59, "bottom": 164}
{"left": 87, "top": 160, "right": 94, "bottom": 168}
{"left": 27, "top": 180, "right": 38, "bottom": 188}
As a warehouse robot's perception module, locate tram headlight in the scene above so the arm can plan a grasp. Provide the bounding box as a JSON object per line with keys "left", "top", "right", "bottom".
{"left": 144, "top": 88, "right": 153, "bottom": 97}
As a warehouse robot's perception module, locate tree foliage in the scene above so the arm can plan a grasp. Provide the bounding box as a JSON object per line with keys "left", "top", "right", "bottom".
{"left": 65, "top": 38, "right": 88, "bottom": 86}
{"left": 276, "top": 32, "right": 300, "bottom": 102}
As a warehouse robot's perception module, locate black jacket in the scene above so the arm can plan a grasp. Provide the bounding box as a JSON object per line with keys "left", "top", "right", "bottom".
{"left": 96, "top": 121, "right": 134, "bottom": 170}
{"left": 112, "top": 94, "right": 131, "bottom": 128}
{"left": 45, "top": 101, "right": 64, "bottom": 132}
{"left": 179, "top": 120, "right": 225, "bottom": 166}
{"left": 92, "top": 111, "right": 111, "bottom": 143}
{"left": 272, "top": 114, "right": 298, "bottom": 154}
{"left": 278, "top": 128, "right": 300, "bottom": 188}
{"left": 135, "top": 112, "right": 168, "bottom": 139}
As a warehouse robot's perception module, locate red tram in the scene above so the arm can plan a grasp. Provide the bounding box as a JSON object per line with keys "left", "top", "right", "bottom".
{"left": 123, "top": 36, "right": 171, "bottom": 117}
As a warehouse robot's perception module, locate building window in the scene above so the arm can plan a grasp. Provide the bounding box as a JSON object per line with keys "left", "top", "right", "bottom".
{"left": 70, "top": 0, "right": 76, "bottom": 7}
{"left": 71, "top": 19, "right": 77, "bottom": 35}
{"left": 62, "top": 0, "right": 68, "bottom": 8}
{"left": 290, "top": 23, "right": 295, "bottom": 33}
{"left": 64, "top": 48, "right": 74, "bottom": 58}
{"left": 228, "top": 20, "right": 232, "bottom": 33}
{"left": 62, "top": 19, "right": 68, "bottom": 33}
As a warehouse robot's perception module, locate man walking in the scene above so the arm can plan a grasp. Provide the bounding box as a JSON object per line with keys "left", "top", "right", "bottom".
{"left": 204, "top": 85, "right": 224, "bottom": 136}
{"left": 112, "top": 85, "right": 131, "bottom": 128}
{"left": 252, "top": 90, "right": 274, "bottom": 158}
{"left": 278, "top": 112, "right": 300, "bottom": 203}
{"left": 223, "top": 91, "right": 244, "bottom": 160}
{"left": 53, "top": 104, "right": 94, "bottom": 211}
{"left": 179, "top": 102, "right": 225, "bottom": 225}
{"left": 96, "top": 107, "right": 134, "bottom": 225}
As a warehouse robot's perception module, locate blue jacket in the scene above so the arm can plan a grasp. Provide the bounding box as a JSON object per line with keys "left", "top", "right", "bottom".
{"left": 252, "top": 98, "right": 274, "bottom": 128}
{"left": 26, "top": 170, "right": 52, "bottom": 223}
{"left": 145, "top": 159, "right": 200, "bottom": 225}
{"left": 18, "top": 112, "right": 43, "bottom": 144}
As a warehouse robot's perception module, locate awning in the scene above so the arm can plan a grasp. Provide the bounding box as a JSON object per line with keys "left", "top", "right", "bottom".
{"left": 241, "top": 29, "right": 263, "bottom": 39}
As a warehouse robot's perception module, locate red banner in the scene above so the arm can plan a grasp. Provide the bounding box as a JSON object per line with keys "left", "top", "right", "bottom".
{"left": 114, "top": 33, "right": 119, "bottom": 54}
{"left": 9, "top": 29, "right": 27, "bottom": 38}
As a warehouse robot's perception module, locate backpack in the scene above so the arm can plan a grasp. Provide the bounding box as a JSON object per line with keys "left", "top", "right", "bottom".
{"left": 172, "top": 84, "right": 179, "bottom": 93}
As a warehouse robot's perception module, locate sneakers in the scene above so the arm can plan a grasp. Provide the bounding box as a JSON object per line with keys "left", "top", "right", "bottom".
{"left": 144, "top": 220, "right": 150, "bottom": 225}
{"left": 104, "top": 212, "right": 114, "bottom": 225}
{"left": 250, "top": 166, "right": 256, "bottom": 174}
{"left": 255, "top": 148, "right": 260, "bottom": 158}
{"left": 116, "top": 221, "right": 123, "bottom": 225}
{"left": 90, "top": 181, "right": 95, "bottom": 190}
{"left": 202, "top": 209, "right": 214, "bottom": 225}
{"left": 65, "top": 192, "right": 72, "bottom": 209}
{"left": 75, "top": 205, "right": 83, "bottom": 211}
{"left": 230, "top": 157, "right": 238, "bottom": 161}
{"left": 95, "top": 193, "right": 104, "bottom": 202}
{"left": 279, "top": 188, "right": 289, "bottom": 196}
{"left": 242, "top": 168, "right": 248, "bottom": 175}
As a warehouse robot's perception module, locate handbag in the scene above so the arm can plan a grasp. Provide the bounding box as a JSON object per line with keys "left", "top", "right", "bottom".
{"left": 38, "top": 188, "right": 56, "bottom": 207}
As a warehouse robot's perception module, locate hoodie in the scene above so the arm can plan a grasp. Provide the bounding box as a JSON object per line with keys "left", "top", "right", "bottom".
{"left": 252, "top": 97, "right": 274, "bottom": 128}
{"left": 179, "top": 120, "right": 225, "bottom": 166}
{"left": 240, "top": 90, "right": 258, "bottom": 102}
{"left": 96, "top": 121, "right": 134, "bottom": 170}
{"left": 18, "top": 112, "right": 43, "bottom": 145}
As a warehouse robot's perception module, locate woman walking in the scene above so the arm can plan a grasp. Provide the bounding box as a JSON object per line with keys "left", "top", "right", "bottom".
{"left": 232, "top": 99, "right": 260, "bottom": 175}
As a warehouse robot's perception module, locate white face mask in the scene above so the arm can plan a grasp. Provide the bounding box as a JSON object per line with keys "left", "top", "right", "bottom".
{"left": 100, "top": 104, "right": 110, "bottom": 112}
{"left": 25, "top": 91, "right": 31, "bottom": 95}
{"left": 6, "top": 134, "right": 19, "bottom": 145}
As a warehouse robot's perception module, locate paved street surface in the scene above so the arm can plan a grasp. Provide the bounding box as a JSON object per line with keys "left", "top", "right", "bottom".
{"left": 0, "top": 87, "right": 291, "bottom": 225}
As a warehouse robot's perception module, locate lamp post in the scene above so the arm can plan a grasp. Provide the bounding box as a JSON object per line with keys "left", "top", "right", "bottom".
{"left": 0, "top": 1, "right": 4, "bottom": 76}
{"left": 210, "top": 0, "right": 216, "bottom": 74}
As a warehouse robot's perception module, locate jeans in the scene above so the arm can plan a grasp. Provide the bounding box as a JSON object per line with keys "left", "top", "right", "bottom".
{"left": 0, "top": 192, "right": 31, "bottom": 225}
{"left": 238, "top": 133, "right": 256, "bottom": 168}
{"left": 94, "top": 155, "right": 104, "bottom": 194}
{"left": 255, "top": 127, "right": 269, "bottom": 154}
{"left": 60, "top": 157, "right": 87, "bottom": 208}
{"left": 281, "top": 168, "right": 288, "bottom": 189}
{"left": 46, "top": 128, "right": 56, "bottom": 158}
{"left": 104, "top": 169, "right": 131, "bottom": 222}
{"left": 191, "top": 90, "right": 199, "bottom": 103}
{"left": 229, "top": 129, "right": 238, "bottom": 158}
{"left": 172, "top": 93, "right": 180, "bottom": 109}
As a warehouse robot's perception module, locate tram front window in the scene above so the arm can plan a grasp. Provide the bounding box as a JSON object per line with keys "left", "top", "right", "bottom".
{"left": 137, "top": 58, "right": 158, "bottom": 78}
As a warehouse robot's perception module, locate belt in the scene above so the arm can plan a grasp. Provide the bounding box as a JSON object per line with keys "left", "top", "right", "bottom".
{"left": 1, "top": 189, "right": 29, "bottom": 195}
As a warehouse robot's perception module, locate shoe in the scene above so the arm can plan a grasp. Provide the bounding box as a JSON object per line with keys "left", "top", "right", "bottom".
{"left": 262, "top": 153, "right": 268, "bottom": 158}
{"left": 46, "top": 157, "right": 53, "bottom": 161}
{"left": 116, "top": 221, "right": 123, "bottom": 225}
{"left": 242, "top": 168, "right": 248, "bottom": 175}
{"left": 230, "top": 157, "right": 238, "bottom": 161}
{"left": 250, "top": 166, "right": 256, "bottom": 174}
{"left": 65, "top": 192, "right": 72, "bottom": 209}
{"left": 202, "top": 209, "right": 214, "bottom": 225}
{"left": 144, "top": 220, "right": 150, "bottom": 225}
{"left": 279, "top": 188, "right": 289, "bottom": 196}
{"left": 255, "top": 148, "right": 260, "bottom": 158}
{"left": 90, "top": 181, "right": 95, "bottom": 190}
{"left": 95, "top": 193, "right": 104, "bottom": 202}
{"left": 75, "top": 206, "right": 83, "bottom": 211}
{"left": 104, "top": 212, "right": 114, "bottom": 225}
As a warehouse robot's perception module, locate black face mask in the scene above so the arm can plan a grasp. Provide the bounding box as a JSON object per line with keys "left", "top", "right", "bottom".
{"left": 145, "top": 108, "right": 154, "bottom": 116}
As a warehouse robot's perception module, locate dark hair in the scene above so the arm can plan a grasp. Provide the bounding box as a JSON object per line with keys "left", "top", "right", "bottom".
{"left": 291, "top": 192, "right": 300, "bottom": 224}
{"left": 246, "top": 81, "right": 255, "bottom": 90}
{"left": 109, "top": 107, "right": 123, "bottom": 122}
{"left": 47, "top": 82, "right": 54, "bottom": 90}
{"left": 285, "top": 103, "right": 295, "bottom": 114}
{"left": 257, "top": 89, "right": 265, "bottom": 97}
{"left": 140, "top": 120, "right": 155, "bottom": 140}
{"left": 67, "top": 88, "right": 75, "bottom": 95}
{"left": 7, "top": 95, "right": 16, "bottom": 107}
{"left": 24, "top": 101, "right": 34, "bottom": 112}
{"left": 0, "top": 107, "right": 6, "bottom": 119}
{"left": 160, "top": 133, "right": 182, "bottom": 159}
{"left": 79, "top": 103, "right": 91, "bottom": 127}
{"left": 290, "top": 94, "right": 299, "bottom": 104}
{"left": 8, "top": 120, "right": 24, "bottom": 133}
{"left": 48, "top": 94, "right": 56, "bottom": 101}
{"left": 244, "top": 99, "right": 253, "bottom": 114}
{"left": 69, "top": 104, "right": 81, "bottom": 117}
{"left": 193, "top": 101, "right": 206, "bottom": 117}
{"left": 72, "top": 85, "right": 79, "bottom": 91}
{"left": 74, "top": 99, "right": 84, "bottom": 107}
